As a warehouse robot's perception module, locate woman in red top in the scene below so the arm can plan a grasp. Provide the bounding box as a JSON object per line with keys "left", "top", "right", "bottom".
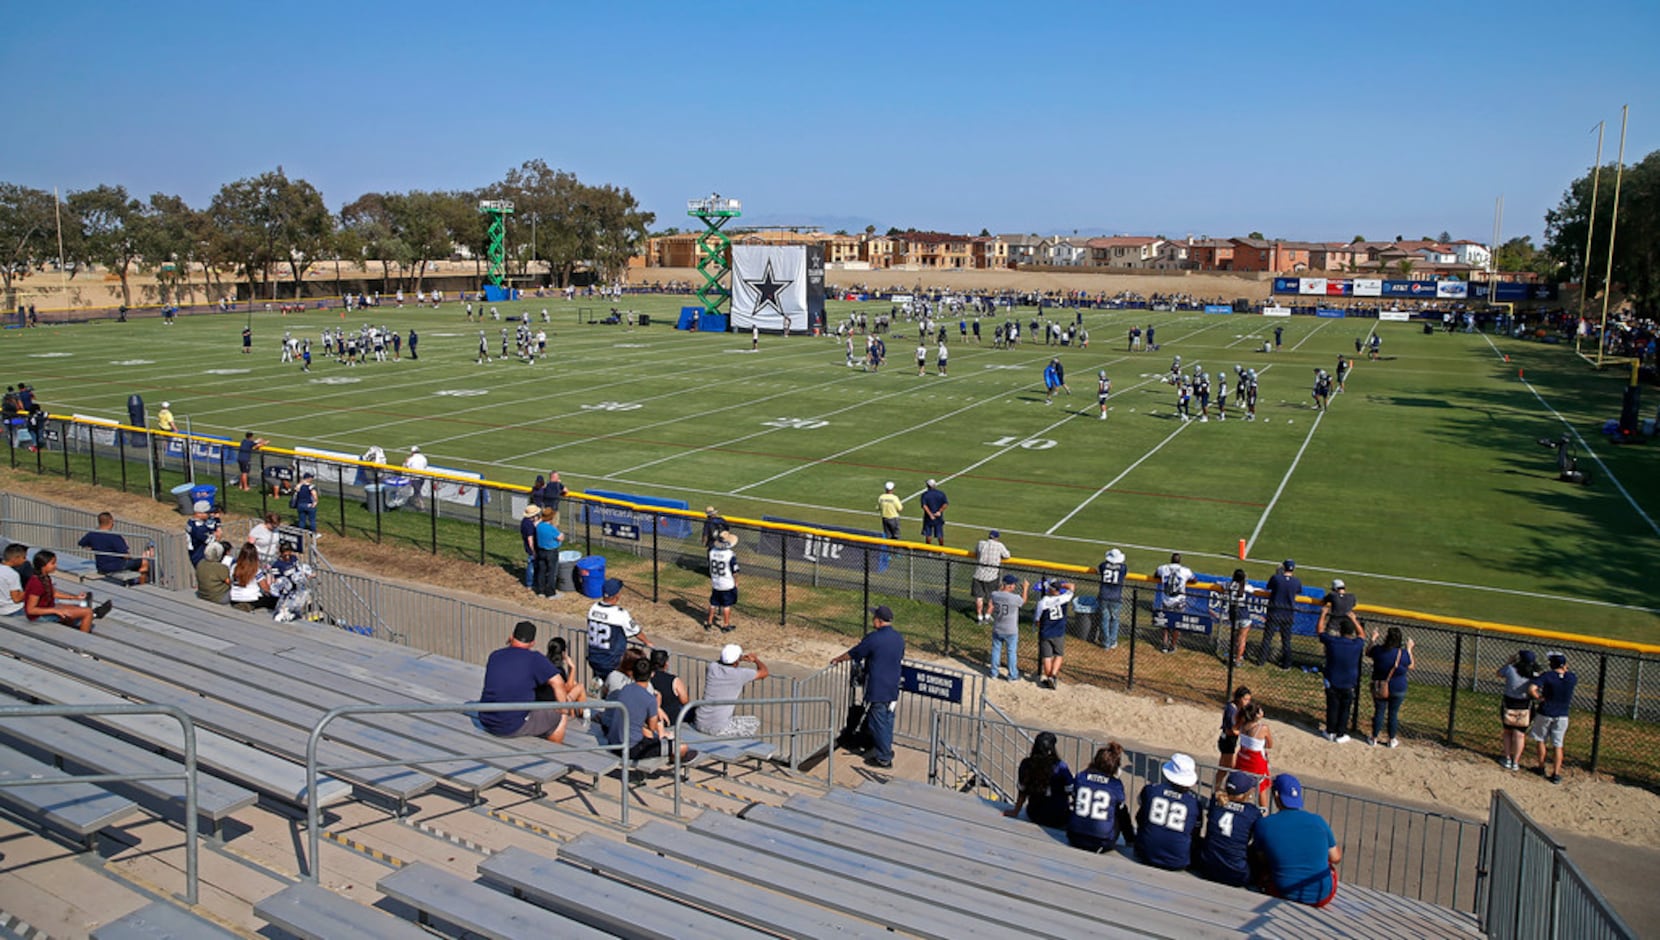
{"left": 1233, "top": 702, "right": 1274, "bottom": 807}
{"left": 23, "top": 550, "right": 110, "bottom": 632}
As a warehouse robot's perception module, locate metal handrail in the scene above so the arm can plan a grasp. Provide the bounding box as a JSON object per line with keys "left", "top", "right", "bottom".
{"left": 295, "top": 527, "right": 398, "bottom": 642}
{"left": 304, "top": 700, "right": 628, "bottom": 884}
{"left": 0, "top": 703, "right": 199, "bottom": 904}
{"left": 670, "top": 695, "right": 833, "bottom": 815}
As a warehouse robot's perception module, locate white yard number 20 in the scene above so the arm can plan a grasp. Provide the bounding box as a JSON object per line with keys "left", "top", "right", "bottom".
{"left": 1147, "top": 796, "right": 1188, "bottom": 831}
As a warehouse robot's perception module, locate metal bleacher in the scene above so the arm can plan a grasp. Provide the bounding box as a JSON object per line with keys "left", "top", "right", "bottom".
{"left": 0, "top": 580, "right": 1491, "bottom": 938}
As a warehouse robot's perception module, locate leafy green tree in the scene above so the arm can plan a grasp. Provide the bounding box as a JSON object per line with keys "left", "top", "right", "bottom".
{"left": 0, "top": 182, "right": 59, "bottom": 303}
{"left": 1247, "top": 231, "right": 1264, "bottom": 240}
{"left": 1352, "top": 235, "right": 1366, "bottom": 243}
{"left": 131, "top": 193, "right": 206, "bottom": 305}
{"left": 1545, "top": 151, "right": 1660, "bottom": 310}
{"left": 207, "top": 167, "right": 330, "bottom": 300}
{"left": 1437, "top": 230, "right": 1452, "bottom": 243}
{"left": 67, "top": 185, "right": 144, "bottom": 306}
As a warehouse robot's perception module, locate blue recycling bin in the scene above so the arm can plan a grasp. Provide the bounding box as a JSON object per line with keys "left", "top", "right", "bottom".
{"left": 576, "top": 555, "right": 607, "bottom": 598}
{"left": 190, "top": 484, "right": 217, "bottom": 508}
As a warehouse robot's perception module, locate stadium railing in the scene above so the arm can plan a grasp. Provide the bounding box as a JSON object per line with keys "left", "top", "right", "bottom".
{"left": 14, "top": 413, "right": 1660, "bottom": 787}
{"left": 928, "top": 709, "right": 1488, "bottom": 912}
{"left": 1481, "top": 789, "right": 1636, "bottom": 940}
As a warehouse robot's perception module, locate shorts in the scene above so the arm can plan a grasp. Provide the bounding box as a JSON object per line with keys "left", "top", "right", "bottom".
{"left": 627, "top": 738, "right": 666, "bottom": 762}
{"left": 509, "top": 708, "right": 564, "bottom": 739}
{"left": 971, "top": 577, "right": 997, "bottom": 600}
{"left": 1528, "top": 714, "right": 1569, "bottom": 748}
{"left": 709, "top": 587, "right": 737, "bottom": 608}
{"left": 882, "top": 517, "right": 901, "bottom": 539}
{"left": 1039, "top": 635, "right": 1065, "bottom": 659}
{"left": 920, "top": 517, "right": 944, "bottom": 538}
{"left": 238, "top": 460, "right": 252, "bottom": 474}
{"left": 1217, "top": 734, "right": 1238, "bottom": 756}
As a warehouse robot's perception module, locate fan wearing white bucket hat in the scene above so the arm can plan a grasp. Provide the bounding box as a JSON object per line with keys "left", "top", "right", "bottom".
{"left": 1135, "top": 753, "right": 1202, "bottom": 871}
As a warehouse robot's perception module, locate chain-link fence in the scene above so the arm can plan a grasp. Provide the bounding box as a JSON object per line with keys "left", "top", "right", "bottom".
{"left": 14, "top": 413, "right": 1660, "bottom": 787}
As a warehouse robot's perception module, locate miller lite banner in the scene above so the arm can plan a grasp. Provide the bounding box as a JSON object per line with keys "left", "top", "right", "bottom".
{"left": 730, "top": 245, "right": 825, "bottom": 332}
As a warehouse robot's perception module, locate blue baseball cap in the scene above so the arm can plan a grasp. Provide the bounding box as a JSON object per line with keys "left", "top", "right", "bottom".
{"left": 1273, "top": 774, "right": 1304, "bottom": 809}
{"left": 1225, "top": 771, "right": 1257, "bottom": 795}
{"left": 602, "top": 578, "right": 623, "bottom": 597}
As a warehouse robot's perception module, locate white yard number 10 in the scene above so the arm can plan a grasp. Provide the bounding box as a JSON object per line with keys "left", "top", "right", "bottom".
{"left": 1147, "top": 796, "right": 1188, "bottom": 831}
{"left": 985, "top": 435, "right": 1056, "bottom": 450}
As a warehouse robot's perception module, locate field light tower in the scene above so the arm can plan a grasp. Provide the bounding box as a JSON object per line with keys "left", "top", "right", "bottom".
{"left": 478, "top": 199, "right": 515, "bottom": 290}
{"left": 687, "top": 193, "right": 742, "bottom": 316}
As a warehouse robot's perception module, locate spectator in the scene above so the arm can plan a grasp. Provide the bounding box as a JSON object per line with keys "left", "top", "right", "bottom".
{"left": 185, "top": 500, "right": 218, "bottom": 565}
{"left": 1153, "top": 553, "right": 1193, "bottom": 654}
{"left": 1066, "top": 742, "right": 1133, "bottom": 853}
{"left": 1004, "top": 731, "right": 1074, "bottom": 826}
{"left": 533, "top": 507, "right": 564, "bottom": 597}
{"left": 534, "top": 636, "right": 588, "bottom": 709}
{"left": 519, "top": 505, "right": 540, "bottom": 590}
{"left": 1216, "top": 686, "right": 1251, "bottom": 790}
{"left": 696, "top": 643, "right": 769, "bottom": 737}
{"left": 194, "top": 540, "right": 231, "bottom": 605}
{"left": 918, "top": 479, "right": 948, "bottom": 545}
{"left": 701, "top": 505, "right": 730, "bottom": 549}
{"left": 1095, "top": 547, "right": 1126, "bottom": 649}
{"left": 1316, "top": 594, "right": 1366, "bottom": 743}
{"left": 605, "top": 647, "right": 649, "bottom": 696}
{"left": 403, "top": 446, "right": 429, "bottom": 510}
{"left": 78, "top": 512, "right": 152, "bottom": 583}
{"left": 1366, "top": 627, "right": 1414, "bottom": 748}
{"left": 970, "top": 529, "right": 1010, "bottom": 624}
{"left": 156, "top": 401, "right": 176, "bottom": 432}
{"left": 876, "top": 483, "right": 903, "bottom": 540}
{"left": 267, "top": 543, "right": 313, "bottom": 622}
{"left": 1198, "top": 771, "right": 1264, "bottom": 887}
{"left": 1255, "top": 560, "right": 1302, "bottom": 668}
{"left": 228, "top": 543, "right": 272, "bottom": 612}
{"left": 586, "top": 578, "right": 651, "bottom": 690}
{"left": 1528, "top": 652, "right": 1578, "bottom": 784}
{"left": 291, "top": 473, "right": 318, "bottom": 533}
{"left": 830, "top": 605, "right": 906, "bottom": 769}
{"left": 1136, "top": 753, "right": 1201, "bottom": 871}
{"left": 1034, "top": 578, "right": 1074, "bottom": 689}
{"left": 478, "top": 621, "right": 574, "bottom": 744}
{"left": 706, "top": 530, "right": 740, "bottom": 632}
{"left": 1217, "top": 569, "right": 1260, "bottom": 666}
{"left": 988, "top": 574, "right": 1029, "bottom": 681}
{"left": 1250, "top": 774, "right": 1341, "bottom": 907}
{"left": 528, "top": 475, "right": 546, "bottom": 509}
{"left": 24, "top": 550, "right": 110, "bottom": 631}
{"left": 543, "top": 471, "right": 568, "bottom": 515}
{"left": 603, "top": 657, "right": 697, "bottom": 766}
{"left": 1497, "top": 650, "right": 1541, "bottom": 771}
{"left": 1233, "top": 703, "right": 1273, "bottom": 807}
{"left": 647, "top": 648, "right": 690, "bottom": 730}
{"left": 1, "top": 543, "right": 29, "bottom": 615}
{"left": 248, "top": 512, "right": 282, "bottom": 564}
{"left": 235, "top": 432, "right": 267, "bottom": 491}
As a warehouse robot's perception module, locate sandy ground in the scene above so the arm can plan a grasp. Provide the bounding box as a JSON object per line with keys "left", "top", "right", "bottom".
{"left": 7, "top": 468, "right": 1655, "bottom": 856}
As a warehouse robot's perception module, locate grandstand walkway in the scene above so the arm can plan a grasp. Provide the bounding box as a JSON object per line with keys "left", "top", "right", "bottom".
{"left": 0, "top": 584, "right": 1481, "bottom": 938}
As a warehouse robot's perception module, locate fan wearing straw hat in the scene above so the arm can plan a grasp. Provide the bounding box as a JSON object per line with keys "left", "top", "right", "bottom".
{"left": 1135, "top": 753, "right": 1202, "bottom": 871}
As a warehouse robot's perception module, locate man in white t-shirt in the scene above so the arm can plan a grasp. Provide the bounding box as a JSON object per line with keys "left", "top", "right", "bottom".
{"left": 971, "top": 529, "right": 1011, "bottom": 624}
{"left": 1154, "top": 552, "right": 1194, "bottom": 655}
{"left": 706, "top": 531, "right": 740, "bottom": 632}
{"left": 403, "top": 445, "right": 429, "bottom": 509}
{"left": 0, "top": 543, "right": 27, "bottom": 616}
{"left": 696, "top": 643, "right": 769, "bottom": 737}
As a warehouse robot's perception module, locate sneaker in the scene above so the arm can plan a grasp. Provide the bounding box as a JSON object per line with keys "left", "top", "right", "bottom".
{"left": 1548, "top": 774, "right": 1561, "bottom": 785}
{"left": 989, "top": 668, "right": 999, "bottom": 679}
{"left": 1365, "top": 737, "right": 1377, "bottom": 747}
{"left": 93, "top": 600, "right": 114, "bottom": 620}
{"left": 1387, "top": 739, "right": 1399, "bottom": 749}
{"left": 864, "top": 756, "right": 893, "bottom": 769}
{"left": 1334, "top": 735, "right": 1352, "bottom": 744}
{"left": 681, "top": 749, "right": 699, "bottom": 764}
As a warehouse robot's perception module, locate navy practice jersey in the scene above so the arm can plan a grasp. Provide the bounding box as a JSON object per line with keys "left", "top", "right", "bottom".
{"left": 1136, "top": 782, "right": 1201, "bottom": 870}
{"left": 1198, "top": 797, "right": 1262, "bottom": 886}
{"left": 1068, "top": 769, "right": 1128, "bottom": 848}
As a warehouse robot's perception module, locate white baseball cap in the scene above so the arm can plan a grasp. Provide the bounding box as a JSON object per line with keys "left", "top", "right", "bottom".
{"left": 161, "top": 401, "right": 171, "bottom": 408}
{"left": 720, "top": 644, "right": 742, "bottom": 665}
{"left": 884, "top": 481, "right": 895, "bottom": 491}
{"left": 927, "top": 479, "right": 938, "bottom": 487}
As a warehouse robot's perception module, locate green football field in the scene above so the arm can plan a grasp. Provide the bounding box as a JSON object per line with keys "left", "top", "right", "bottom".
{"left": 8, "top": 295, "right": 1658, "bottom": 642}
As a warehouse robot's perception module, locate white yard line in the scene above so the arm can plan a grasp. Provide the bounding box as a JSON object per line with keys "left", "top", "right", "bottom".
{"left": 1244, "top": 366, "right": 1316, "bottom": 555}
{"left": 1045, "top": 419, "right": 1191, "bottom": 534}
{"left": 1480, "top": 334, "right": 1659, "bottom": 539}
{"left": 1289, "top": 317, "right": 1335, "bottom": 351}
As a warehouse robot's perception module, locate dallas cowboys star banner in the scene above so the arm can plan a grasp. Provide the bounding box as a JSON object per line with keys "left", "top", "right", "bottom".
{"left": 730, "top": 245, "right": 823, "bottom": 332}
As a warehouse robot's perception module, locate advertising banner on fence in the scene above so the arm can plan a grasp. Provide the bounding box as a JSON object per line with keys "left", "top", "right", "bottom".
{"left": 1272, "top": 277, "right": 1300, "bottom": 294}
{"left": 1379, "top": 310, "right": 1413, "bottom": 322}
{"left": 431, "top": 466, "right": 487, "bottom": 508}
{"left": 167, "top": 435, "right": 233, "bottom": 463}
{"left": 584, "top": 489, "right": 694, "bottom": 539}
{"left": 1315, "top": 308, "right": 1347, "bottom": 318}
{"left": 1353, "top": 278, "right": 1383, "bottom": 297}
{"left": 1298, "top": 278, "right": 1327, "bottom": 296}
{"left": 1325, "top": 280, "right": 1351, "bottom": 296}
{"left": 294, "top": 446, "right": 358, "bottom": 484}
{"left": 72, "top": 415, "right": 120, "bottom": 447}
{"left": 758, "top": 516, "right": 890, "bottom": 572}
{"left": 1204, "top": 304, "right": 1233, "bottom": 314}
{"left": 1383, "top": 280, "right": 1441, "bottom": 298}
{"left": 1436, "top": 280, "right": 1468, "bottom": 299}
{"left": 1262, "top": 306, "right": 1292, "bottom": 317}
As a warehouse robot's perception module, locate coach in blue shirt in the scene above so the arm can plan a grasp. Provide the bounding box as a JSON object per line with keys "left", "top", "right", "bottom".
{"left": 832, "top": 606, "right": 906, "bottom": 768}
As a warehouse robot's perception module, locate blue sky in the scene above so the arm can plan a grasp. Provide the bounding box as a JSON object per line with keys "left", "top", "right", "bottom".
{"left": 7, "top": 1, "right": 1658, "bottom": 243}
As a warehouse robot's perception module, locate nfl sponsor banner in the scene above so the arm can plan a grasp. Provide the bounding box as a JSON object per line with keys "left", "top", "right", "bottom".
{"left": 1272, "top": 277, "right": 1301, "bottom": 294}
{"left": 731, "top": 245, "right": 812, "bottom": 332}
{"left": 430, "top": 466, "right": 487, "bottom": 508}
{"left": 1325, "top": 280, "right": 1351, "bottom": 296}
{"left": 1203, "top": 304, "right": 1233, "bottom": 314}
{"left": 1379, "top": 310, "right": 1412, "bottom": 322}
{"left": 1353, "top": 278, "right": 1383, "bottom": 297}
{"left": 294, "top": 446, "right": 358, "bottom": 484}
{"left": 888, "top": 294, "right": 913, "bottom": 305}
{"left": 1315, "top": 308, "right": 1347, "bottom": 318}
{"left": 1298, "top": 278, "right": 1327, "bottom": 296}
{"left": 1383, "top": 280, "right": 1441, "bottom": 298}
{"left": 584, "top": 489, "right": 694, "bottom": 539}
{"left": 1262, "top": 306, "right": 1292, "bottom": 317}
{"left": 1436, "top": 280, "right": 1468, "bottom": 299}
{"left": 72, "top": 415, "right": 120, "bottom": 447}
{"left": 167, "top": 434, "right": 233, "bottom": 462}
{"left": 758, "top": 516, "right": 891, "bottom": 572}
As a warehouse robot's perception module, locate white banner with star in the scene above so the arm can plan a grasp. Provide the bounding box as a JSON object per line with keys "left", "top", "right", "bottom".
{"left": 731, "top": 245, "right": 809, "bottom": 331}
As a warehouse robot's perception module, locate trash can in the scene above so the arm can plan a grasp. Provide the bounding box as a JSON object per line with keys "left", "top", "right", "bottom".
{"left": 361, "top": 484, "right": 383, "bottom": 509}
{"left": 1072, "top": 594, "right": 1099, "bottom": 642}
{"left": 557, "top": 549, "right": 582, "bottom": 593}
{"left": 382, "top": 476, "right": 413, "bottom": 509}
{"left": 190, "top": 484, "right": 217, "bottom": 509}
{"left": 575, "top": 555, "right": 607, "bottom": 598}
{"left": 170, "top": 482, "right": 197, "bottom": 514}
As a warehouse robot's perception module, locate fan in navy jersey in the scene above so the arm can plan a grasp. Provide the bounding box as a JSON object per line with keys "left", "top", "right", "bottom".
{"left": 1198, "top": 771, "right": 1264, "bottom": 886}
{"left": 1003, "top": 731, "right": 1073, "bottom": 827}
{"left": 1136, "top": 753, "right": 1202, "bottom": 870}
{"left": 1067, "top": 742, "right": 1134, "bottom": 853}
